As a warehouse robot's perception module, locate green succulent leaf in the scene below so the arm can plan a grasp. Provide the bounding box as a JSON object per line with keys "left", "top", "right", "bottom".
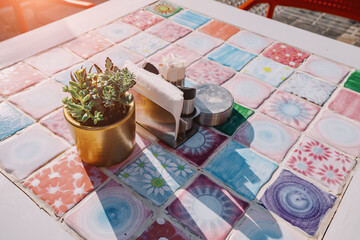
{"left": 119, "top": 92, "right": 134, "bottom": 105}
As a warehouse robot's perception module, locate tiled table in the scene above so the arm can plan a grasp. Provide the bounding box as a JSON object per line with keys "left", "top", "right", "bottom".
{"left": 0, "top": 0, "right": 360, "bottom": 239}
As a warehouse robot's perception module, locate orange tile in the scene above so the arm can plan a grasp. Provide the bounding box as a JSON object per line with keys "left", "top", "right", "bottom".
{"left": 199, "top": 20, "right": 240, "bottom": 40}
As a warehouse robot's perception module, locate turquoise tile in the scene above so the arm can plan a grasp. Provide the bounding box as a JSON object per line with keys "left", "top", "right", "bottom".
{"left": 171, "top": 10, "right": 211, "bottom": 29}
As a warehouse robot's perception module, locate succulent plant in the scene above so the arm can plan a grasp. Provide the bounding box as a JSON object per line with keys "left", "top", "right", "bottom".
{"left": 62, "top": 57, "right": 136, "bottom": 126}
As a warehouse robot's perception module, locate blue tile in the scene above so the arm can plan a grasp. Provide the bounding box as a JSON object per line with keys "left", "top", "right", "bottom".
{"left": 171, "top": 10, "right": 211, "bottom": 29}
{"left": 206, "top": 140, "right": 278, "bottom": 200}
{"left": 208, "top": 44, "right": 256, "bottom": 71}
{"left": 54, "top": 62, "right": 95, "bottom": 86}
{"left": 0, "top": 102, "right": 33, "bottom": 141}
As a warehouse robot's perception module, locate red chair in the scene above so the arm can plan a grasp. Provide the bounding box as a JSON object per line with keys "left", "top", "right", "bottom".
{"left": 238, "top": 0, "right": 360, "bottom": 22}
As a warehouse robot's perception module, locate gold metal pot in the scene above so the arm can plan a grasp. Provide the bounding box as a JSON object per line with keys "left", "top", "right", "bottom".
{"left": 63, "top": 102, "right": 136, "bottom": 167}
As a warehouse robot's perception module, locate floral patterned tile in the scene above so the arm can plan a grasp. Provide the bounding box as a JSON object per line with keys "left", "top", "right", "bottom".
{"left": 233, "top": 114, "right": 300, "bottom": 162}
{"left": 198, "top": 19, "right": 240, "bottom": 40}
{"left": 263, "top": 43, "right": 310, "bottom": 68}
{"left": 214, "top": 103, "right": 254, "bottom": 136}
{"left": 0, "top": 62, "right": 45, "bottom": 96}
{"left": 161, "top": 126, "right": 228, "bottom": 166}
{"left": 0, "top": 102, "right": 33, "bottom": 141}
{"left": 117, "top": 144, "right": 195, "bottom": 206}
{"left": 53, "top": 61, "right": 95, "bottom": 86}
{"left": 146, "top": 20, "right": 191, "bottom": 43}
{"left": 286, "top": 136, "right": 356, "bottom": 193}
{"left": 186, "top": 59, "right": 235, "bottom": 84}
{"left": 167, "top": 174, "right": 249, "bottom": 240}
{"left": 344, "top": 70, "right": 360, "bottom": 93}
{"left": 242, "top": 56, "right": 294, "bottom": 87}
{"left": 137, "top": 218, "right": 190, "bottom": 240}
{"left": 175, "top": 31, "right": 222, "bottom": 56}
{"left": 94, "top": 21, "right": 139, "bottom": 43}
{"left": 208, "top": 44, "right": 256, "bottom": 71}
{"left": 121, "top": 10, "right": 164, "bottom": 31}
{"left": 329, "top": 88, "right": 360, "bottom": 122}
{"left": 149, "top": 45, "right": 201, "bottom": 67}
{"left": 228, "top": 30, "right": 274, "bottom": 54}
{"left": 9, "top": 80, "right": 68, "bottom": 120}
{"left": 206, "top": 140, "right": 278, "bottom": 200}
{"left": 170, "top": 10, "right": 211, "bottom": 29}
{"left": 120, "top": 32, "right": 169, "bottom": 57}
{"left": 281, "top": 72, "right": 336, "bottom": 106}
{"left": 146, "top": 1, "right": 182, "bottom": 18}
{"left": 261, "top": 170, "right": 336, "bottom": 236}
{"left": 25, "top": 148, "right": 108, "bottom": 216}
{"left": 63, "top": 33, "right": 113, "bottom": 59}
{"left": 299, "top": 55, "right": 350, "bottom": 84}
{"left": 308, "top": 111, "right": 360, "bottom": 157}
{"left": 221, "top": 73, "right": 275, "bottom": 109}
{"left": 0, "top": 124, "right": 67, "bottom": 179}
{"left": 25, "top": 47, "right": 82, "bottom": 76}
{"left": 260, "top": 91, "right": 320, "bottom": 131}
{"left": 65, "top": 180, "right": 152, "bottom": 239}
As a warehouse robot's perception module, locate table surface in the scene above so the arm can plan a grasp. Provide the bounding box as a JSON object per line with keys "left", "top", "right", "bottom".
{"left": 0, "top": 0, "right": 360, "bottom": 239}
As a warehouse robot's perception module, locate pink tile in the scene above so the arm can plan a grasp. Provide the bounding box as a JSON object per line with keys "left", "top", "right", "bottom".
{"left": 0, "top": 62, "right": 45, "bottom": 96}
{"left": 309, "top": 111, "right": 360, "bottom": 156}
{"left": 228, "top": 30, "right": 273, "bottom": 54}
{"left": 9, "top": 80, "right": 68, "bottom": 120}
{"left": 121, "top": 10, "right": 164, "bottom": 30}
{"left": 149, "top": 45, "right": 201, "bottom": 67}
{"left": 263, "top": 43, "right": 310, "bottom": 68}
{"left": 63, "top": 33, "right": 113, "bottom": 59}
{"left": 299, "top": 55, "right": 350, "bottom": 84}
{"left": 260, "top": 91, "right": 320, "bottom": 131}
{"left": 94, "top": 21, "right": 139, "bottom": 43}
{"left": 329, "top": 88, "right": 360, "bottom": 122}
{"left": 25, "top": 47, "right": 82, "bottom": 76}
{"left": 234, "top": 114, "right": 300, "bottom": 162}
{"left": 138, "top": 218, "right": 190, "bottom": 240}
{"left": 176, "top": 31, "right": 223, "bottom": 55}
{"left": 221, "top": 73, "right": 275, "bottom": 108}
{"left": 146, "top": 20, "right": 191, "bottom": 42}
{"left": 286, "top": 136, "right": 356, "bottom": 193}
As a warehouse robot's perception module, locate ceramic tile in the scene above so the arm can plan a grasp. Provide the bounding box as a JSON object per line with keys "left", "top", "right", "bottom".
{"left": 208, "top": 44, "right": 256, "bottom": 71}
{"left": 286, "top": 136, "right": 356, "bottom": 193}
{"left": 9, "top": 80, "right": 68, "bottom": 120}
{"left": 344, "top": 70, "right": 360, "bottom": 93}
{"left": 206, "top": 140, "right": 278, "bottom": 200}
{"left": 120, "top": 32, "right": 169, "bottom": 57}
{"left": 228, "top": 205, "right": 306, "bottom": 240}
{"left": 121, "top": 10, "right": 164, "bottom": 30}
{"left": 233, "top": 114, "right": 300, "bottom": 162}
{"left": 175, "top": 31, "right": 222, "bottom": 55}
{"left": 117, "top": 144, "right": 195, "bottom": 206}
{"left": 170, "top": 10, "right": 211, "bottom": 29}
{"left": 94, "top": 21, "right": 139, "bottom": 43}
{"left": 186, "top": 59, "right": 235, "bottom": 84}
{"left": 40, "top": 108, "right": 74, "bottom": 144}
{"left": 299, "top": 55, "right": 350, "bottom": 84}
{"left": 0, "top": 62, "right": 45, "bottom": 96}
{"left": 329, "top": 88, "right": 360, "bottom": 122}
{"left": 0, "top": 124, "right": 67, "bottom": 179}
{"left": 308, "top": 111, "right": 360, "bottom": 156}
{"left": 65, "top": 180, "right": 152, "bottom": 240}
{"left": 260, "top": 91, "right": 320, "bottom": 131}
{"left": 281, "top": 72, "right": 336, "bottom": 106}
{"left": 221, "top": 73, "right": 275, "bottom": 109}
{"left": 214, "top": 103, "right": 254, "bottom": 136}
{"left": 262, "top": 43, "right": 310, "bottom": 68}
{"left": 149, "top": 45, "right": 201, "bottom": 67}
{"left": 167, "top": 174, "right": 249, "bottom": 240}
{"left": 25, "top": 148, "right": 108, "bottom": 215}
{"left": 228, "top": 30, "right": 274, "bottom": 54}
{"left": 137, "top": 218, "right": 190, "bottom": 240}
{"left": 0, "top": 102, "right": 33, "bottom": 141}
{"left": 63, "top": 33, "right": 113, "bottom": 59}
{"left": 53, "top": 61, "right": 95, "bottom": 86}
{"left": 146, "top": 1, "right": 182, "bottom": 18}
{"left": 25, "top": 47, "right": 82, "bottom": 76}
{"left": 261, "top": 170, "right": 336, "bottom": 236}
{"left": 161, "top": 126, "right": 228, "bottom": 166}
{"left": 242, "top": 56, "right": 294, "bottom": 87}
{"left": 89, "top": 45, "right": 143, "bottom": 69}
{"left": 198, "top": 20, "right": 240, "bottom": 40}
{"left": 146, "top": 20, "right": 191, "bottom": 43}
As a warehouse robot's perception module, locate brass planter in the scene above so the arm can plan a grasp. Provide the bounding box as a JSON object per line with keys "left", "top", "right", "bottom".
{"left": 63, "top": 102, "right": 136, "bottom": 167}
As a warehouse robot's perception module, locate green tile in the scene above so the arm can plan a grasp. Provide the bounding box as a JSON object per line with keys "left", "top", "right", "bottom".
{"left": 215, "top": 103, "right": 254, "bottom": 136}
{"left": 146, "top": 1, "right": 182, "bottom": 18}
{"left": 344, "top": 70, "right": 360, "bottom": 93}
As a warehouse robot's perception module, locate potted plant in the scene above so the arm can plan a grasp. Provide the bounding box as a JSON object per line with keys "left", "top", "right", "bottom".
{"left": 62, "top": 57, "right": 136, "bottom": 167}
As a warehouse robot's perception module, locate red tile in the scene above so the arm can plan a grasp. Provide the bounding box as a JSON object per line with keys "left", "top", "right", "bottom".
{"left": 329, "top": 88, "right": 360, "bottom": 122}
{"left": 263, "top": 43, "right": 310, "bottom": 68}
{"left": 199, "top": 20, "right": 240, "bottom": 40}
